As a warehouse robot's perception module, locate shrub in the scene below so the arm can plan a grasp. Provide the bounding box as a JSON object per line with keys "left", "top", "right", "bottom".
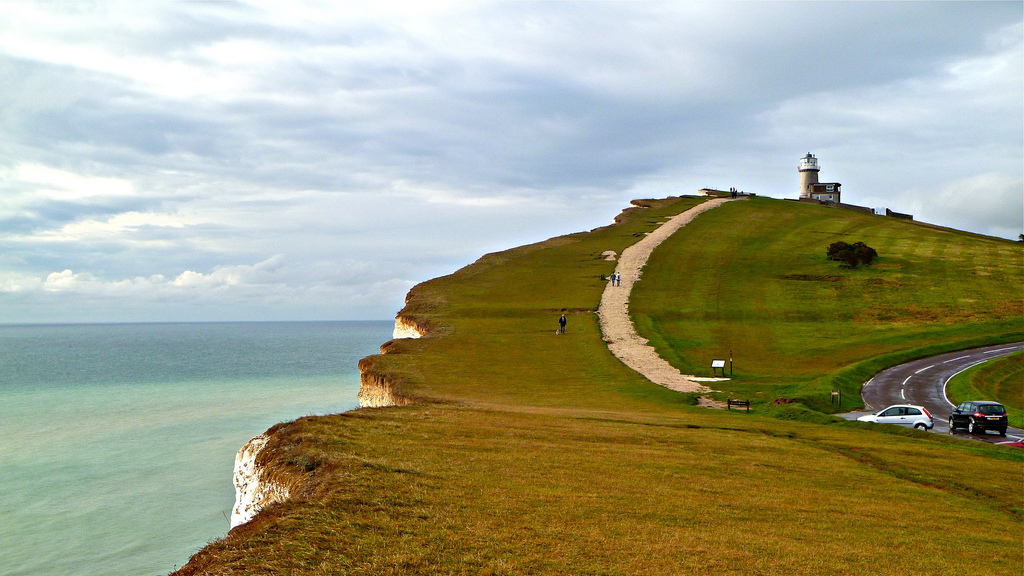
{"left": 827, "top": 241, "right": 878, "bottom": 268}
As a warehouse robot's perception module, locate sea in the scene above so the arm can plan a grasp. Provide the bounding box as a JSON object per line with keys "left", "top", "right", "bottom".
{"left": 0, "top": 321, "right": 393, "bottom": 576}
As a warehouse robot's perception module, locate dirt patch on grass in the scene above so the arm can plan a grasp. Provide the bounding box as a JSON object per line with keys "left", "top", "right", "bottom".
{"left": 697, "top": 396, "right": 726, "bottom": 409}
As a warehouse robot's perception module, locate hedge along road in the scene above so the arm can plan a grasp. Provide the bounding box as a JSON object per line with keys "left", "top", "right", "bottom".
{"left": 853, "top": 342, "right": 1024, "bottom": 443}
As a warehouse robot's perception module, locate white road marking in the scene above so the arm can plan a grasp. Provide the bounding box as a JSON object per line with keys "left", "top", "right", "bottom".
{"left": 863, "top": 344, "right": 1023, "bottom": 426}
{"left": 939, "top": 346, "right": 1024, "bottom": 407}
{"left": 942, "top": 359, "right": 997, "bottom": 407}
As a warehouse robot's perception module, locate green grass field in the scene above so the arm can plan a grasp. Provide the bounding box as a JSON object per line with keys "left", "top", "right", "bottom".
{"left": 947, "top": 351, "right": 1024, "bottom": 428}
{"left": 180, "top": 406, "right": 1022, "bottom": 575}
{"left": 175, "top": 196, "right": 1023, "bottom": 576}
{"left": 630, "top": 197, "right": 1023, "bottom": 412}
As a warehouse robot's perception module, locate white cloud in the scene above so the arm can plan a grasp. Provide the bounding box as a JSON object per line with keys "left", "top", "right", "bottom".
{"left": 169, "top": 256, "right": 285, "bottom": 289}
{"left": 9, "top": 163, "right": 135, "bottom": 201}
{"left": 23, "top": 211, "right": 205, "bottom": 243}
{"left": 0, "top": 2, "right": 1020, "bottom": 323}
{"left": 388, "top": 180, "right": 527, "bottom": 208}
{"left": 916, "top": 173, "right": 1024, "bottom": 238}
{"left": 43, "top": 269, "right": 96, "bottom": 291}
{"left": 0, "top": 6, "right": 251, "bottom": 102}
{"left": 12, "top": 257, "right": 287, "bottom": 296}
{"left": 0, "top": 271, "right": 42, "bottom": 292}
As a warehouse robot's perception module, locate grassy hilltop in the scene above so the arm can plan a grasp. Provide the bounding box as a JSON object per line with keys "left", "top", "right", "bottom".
{"left": 175, "top": 196, "right": 1023, "bottom": 575}
{"left": 631, "top": 197, "right": 1023, "bottom": 414}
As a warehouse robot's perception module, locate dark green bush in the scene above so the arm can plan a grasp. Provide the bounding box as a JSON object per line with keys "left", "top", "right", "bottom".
{"left": 827, "top": 241, "right": 878, "bottom": 268}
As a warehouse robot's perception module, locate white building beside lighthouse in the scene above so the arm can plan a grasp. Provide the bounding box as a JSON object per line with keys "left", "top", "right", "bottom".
{"left": 798, "top": 153, "right": 841, "bottom": 203}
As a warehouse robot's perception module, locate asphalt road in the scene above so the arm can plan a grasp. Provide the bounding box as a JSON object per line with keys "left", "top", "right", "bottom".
{"left": 843, "top": 342, "right": 1024, "bottom": 443}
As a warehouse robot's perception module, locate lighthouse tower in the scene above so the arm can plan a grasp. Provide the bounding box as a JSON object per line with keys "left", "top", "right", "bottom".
{"left": 798, "top": 152, "right": 819, "bottom": 199}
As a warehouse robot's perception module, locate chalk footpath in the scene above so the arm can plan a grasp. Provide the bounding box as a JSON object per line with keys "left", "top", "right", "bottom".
{"left": 598, "top": 197, "right": 738, "bottom": 392}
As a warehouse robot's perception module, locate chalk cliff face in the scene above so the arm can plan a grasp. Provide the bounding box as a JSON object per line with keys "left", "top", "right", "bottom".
{"left": 392, "top": 315, "right": 424, "bottom": 339}
{"left": 230, "top": 433, "right": 289, "bottom": 529}
{"left": 229, "top": 309, "right": 428, "bottom": 528}
{"left": 357, "top": 367, "right": 409, "bottom": 408}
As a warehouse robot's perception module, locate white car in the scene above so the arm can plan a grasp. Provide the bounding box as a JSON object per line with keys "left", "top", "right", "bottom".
{"left": 857, "top": 404, "right": 934, "bottom": 430}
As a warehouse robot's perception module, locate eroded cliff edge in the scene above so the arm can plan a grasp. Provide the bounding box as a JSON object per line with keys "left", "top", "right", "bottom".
{"left": 188, "top": 197, "right": 668, "bottom": 553}
{"left": 228, "top": 291, "right": 436, "bottom": 529}
{"left": 229, "top": 433, "right": 289, "bottom": 528}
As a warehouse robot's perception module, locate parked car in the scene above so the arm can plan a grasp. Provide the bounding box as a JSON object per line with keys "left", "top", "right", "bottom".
{"left": 948, "top": 401, "right": 1008, "bottom": 436}
{"left": 857, "top": 405, "right": 934, "bottom": 430}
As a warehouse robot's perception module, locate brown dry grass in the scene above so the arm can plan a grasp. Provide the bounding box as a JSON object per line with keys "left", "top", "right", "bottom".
{"left": 173, "top": 196, "right": 1023, "bottom": 575}
{"left": 177, "top": 406, "right": 1022, "bottom": 575}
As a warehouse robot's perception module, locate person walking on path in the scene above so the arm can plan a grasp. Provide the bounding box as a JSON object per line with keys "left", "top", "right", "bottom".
{"left": 598, "top": 196, "right": 740, "bottom": 392}
{"left": 558, "top": 313, "right": 567, "bottom": 334}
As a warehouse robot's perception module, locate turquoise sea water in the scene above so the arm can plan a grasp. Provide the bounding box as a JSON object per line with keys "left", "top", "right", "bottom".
{"left": 0, "top": 321, "right": 392, "bottom": 576}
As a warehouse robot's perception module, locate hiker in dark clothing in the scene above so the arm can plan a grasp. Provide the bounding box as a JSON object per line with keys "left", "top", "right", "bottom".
{"left": 558, "top": 314, "right": 567, "bottom": 334}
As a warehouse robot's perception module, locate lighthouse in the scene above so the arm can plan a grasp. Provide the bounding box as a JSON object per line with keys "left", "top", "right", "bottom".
{"left": 798, "top": 152, "right": 842, "bottom": 203}
{"left": 798, "top": 152, "right": 819, "bottom": 199}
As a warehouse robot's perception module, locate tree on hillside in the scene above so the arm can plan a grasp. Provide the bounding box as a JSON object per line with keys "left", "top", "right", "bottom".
{"left": 827, "top": 241, "right": 878, "bottom": 268}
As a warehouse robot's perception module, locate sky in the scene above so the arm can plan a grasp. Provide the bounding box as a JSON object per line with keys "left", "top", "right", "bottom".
{"left": 1, "top": 1, "right": 1021, "bottom": 324}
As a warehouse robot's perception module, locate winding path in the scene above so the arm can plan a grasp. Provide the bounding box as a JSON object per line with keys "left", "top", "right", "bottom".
{"left": 598, "top": 197, "right": 738, "bottom": 392}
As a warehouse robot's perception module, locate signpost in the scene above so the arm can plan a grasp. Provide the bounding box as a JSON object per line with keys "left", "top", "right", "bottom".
{"left": 711, "top": 359, "right": 726, "bottom": 377}
{"left": 727, "top": 399, "right": 750, "bottom": 412}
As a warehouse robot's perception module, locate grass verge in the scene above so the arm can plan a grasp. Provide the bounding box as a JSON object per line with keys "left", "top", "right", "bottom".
{"left": 947, "top": 351, "right": 1024, "bottom": 428}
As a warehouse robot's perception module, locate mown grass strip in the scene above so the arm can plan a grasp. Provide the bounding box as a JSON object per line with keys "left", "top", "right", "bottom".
{"left": 630, "top": 197, "right": 1023, "bottom": 411}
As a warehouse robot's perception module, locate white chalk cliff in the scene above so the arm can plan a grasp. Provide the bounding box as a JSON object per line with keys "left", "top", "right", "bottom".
{"left": 230, "top": 433, "right": 289, "bottom": 529}
{"left": 357, "top": 369, "right": 404, "bottom": 408}
{"left": 392, "top": 316, "right": 423, "bottom": 339}
{"left": 230, "top": 312, "right": 424, "bottom": 527}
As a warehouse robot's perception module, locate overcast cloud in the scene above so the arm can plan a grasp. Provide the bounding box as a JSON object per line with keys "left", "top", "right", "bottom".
{"left": 1, "top": 1, "right": 1021, "bottom": 323}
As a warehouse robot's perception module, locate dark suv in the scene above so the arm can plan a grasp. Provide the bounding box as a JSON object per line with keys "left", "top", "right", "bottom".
{"left": 948, "top": 401, "right": 1008, "bottom": 436}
